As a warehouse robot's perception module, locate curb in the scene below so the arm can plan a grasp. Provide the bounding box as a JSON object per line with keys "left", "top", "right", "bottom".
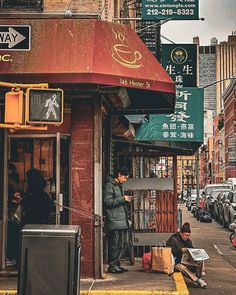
{"left": 0, "top": 273, "right": 189, "bottom": 295}
{"left": 80, "top": 273, "right": 189, "bottom": 295}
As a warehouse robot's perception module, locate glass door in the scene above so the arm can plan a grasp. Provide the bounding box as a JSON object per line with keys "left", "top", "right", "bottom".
{"left": 1, "top": 133, "right": 70, "bottom": 270}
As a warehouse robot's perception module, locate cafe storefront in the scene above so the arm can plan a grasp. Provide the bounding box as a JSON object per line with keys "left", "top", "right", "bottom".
{"left": 0, "top": 18, "right": 175, "bottom": 277}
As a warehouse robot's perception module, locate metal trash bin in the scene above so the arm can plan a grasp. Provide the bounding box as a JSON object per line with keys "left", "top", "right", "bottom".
{"left": 18, "top": 224, "right": 81, "bottom": 295}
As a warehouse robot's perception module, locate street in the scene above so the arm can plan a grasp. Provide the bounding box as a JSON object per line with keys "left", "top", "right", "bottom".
{"left": 181, "top": 204, "right": 236, "bottom": 295}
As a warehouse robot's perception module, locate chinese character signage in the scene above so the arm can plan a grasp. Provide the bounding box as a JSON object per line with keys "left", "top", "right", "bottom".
{"left": 162, "top": 44, "right": 197, "bottom": 87}
{"left": 135, "top": 87, "right": 203, "bottom": 142}
{"left": 25, "top": 88, "right": 64, "bottom": 124}
{"left": 142, "top": 0, "right": 199, "bottom": 20}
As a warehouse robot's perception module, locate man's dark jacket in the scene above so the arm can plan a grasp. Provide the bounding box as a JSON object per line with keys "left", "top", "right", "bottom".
{"left": 103, "top": 175, "right": 129, "bottom": 231}
{"left": 166, "top": 232, "right": 194, "bottom": 264}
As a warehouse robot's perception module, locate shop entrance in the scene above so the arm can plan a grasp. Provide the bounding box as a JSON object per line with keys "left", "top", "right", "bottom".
{"left": 1, "top": 133, "right": 70, "bottom": 270}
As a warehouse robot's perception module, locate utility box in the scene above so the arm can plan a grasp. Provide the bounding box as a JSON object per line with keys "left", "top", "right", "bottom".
{"left": 18, "top": 224, "right": 81, "bottom": 295}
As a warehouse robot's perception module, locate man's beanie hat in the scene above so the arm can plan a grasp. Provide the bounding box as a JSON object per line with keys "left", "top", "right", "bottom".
{"left": 180, "top": 222, "right": 191, "bottom": 233}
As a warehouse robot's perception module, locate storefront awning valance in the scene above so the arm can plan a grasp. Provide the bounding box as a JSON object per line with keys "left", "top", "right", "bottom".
{"left": 0, "top": 19, "right": 175, "bottom": 114}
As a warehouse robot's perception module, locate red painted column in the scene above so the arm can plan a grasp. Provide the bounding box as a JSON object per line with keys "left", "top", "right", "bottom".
{"left": 71, "top": 99, "right": 94, "bottom": 278}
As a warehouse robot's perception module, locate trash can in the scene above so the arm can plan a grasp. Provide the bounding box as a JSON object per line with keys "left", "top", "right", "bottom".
{"left": 18, "top": 224, "right": 81, "bottom": 295}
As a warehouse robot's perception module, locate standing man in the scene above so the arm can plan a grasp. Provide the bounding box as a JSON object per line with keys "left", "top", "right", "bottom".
{"left": 103, "top": 167, "right": 131, "bottom": 273}
{"left": 166, "top": 222, "right": 208, "bottom": 289}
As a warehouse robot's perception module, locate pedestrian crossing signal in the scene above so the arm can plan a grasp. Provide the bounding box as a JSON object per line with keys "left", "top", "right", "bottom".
{"left": 25, "top": 88, "right": 64, "bottom": 124}
{"left": 5, "top": 91, "right": 24, "bottom": 124}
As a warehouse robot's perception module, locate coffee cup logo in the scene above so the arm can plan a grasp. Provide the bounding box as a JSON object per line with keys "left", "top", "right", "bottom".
{"left": 112, "top": 29, "right": 143, "bottom": 69}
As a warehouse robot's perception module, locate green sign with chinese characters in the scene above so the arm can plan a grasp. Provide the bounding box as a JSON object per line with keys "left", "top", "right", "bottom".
{"left": 162, "top": 44, "right": 197, "bottom": 87}
{"left": 142, "top": 0, "right": 199, "bottom": 20}
{"left": 135, "top": 87, "right": 204, "bottom": 142}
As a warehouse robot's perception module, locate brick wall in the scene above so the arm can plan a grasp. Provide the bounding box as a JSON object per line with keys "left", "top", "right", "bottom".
{"left": 71, "top": 99, "right": 94, "bottom": 278}
{"left": 44, "top": 0, "right": 99, "bottom": 13}
{"left": 224, "top": 85, "right": 236, "bottom": 179}
{"left": 213, "top": 113, "right": 224, "bottom": 183}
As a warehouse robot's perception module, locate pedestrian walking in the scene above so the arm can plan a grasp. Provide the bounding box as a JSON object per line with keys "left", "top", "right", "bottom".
{"left": 103, "top": 167, "right": 131, "bottom": 274}
{"left": 166, "top": 222, "right": 208, "bottom": 288}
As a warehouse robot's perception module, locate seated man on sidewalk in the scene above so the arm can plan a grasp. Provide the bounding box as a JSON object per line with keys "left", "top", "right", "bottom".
{"left": 166, "top": 222, "right": 207, "bottom": 289}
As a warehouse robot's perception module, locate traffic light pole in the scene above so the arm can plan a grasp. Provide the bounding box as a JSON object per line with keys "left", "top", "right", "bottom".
{"left": 0, "top": 81, "right": 48, "bottom": 89}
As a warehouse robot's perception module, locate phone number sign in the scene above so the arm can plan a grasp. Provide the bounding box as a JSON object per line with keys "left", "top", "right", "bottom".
{"left": 142, "top": 0, "right": 199, "bottom": 20}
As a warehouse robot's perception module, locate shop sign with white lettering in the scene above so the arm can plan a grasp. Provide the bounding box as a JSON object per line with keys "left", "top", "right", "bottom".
{"left": 135, "top": 87, "right": 204, "bottom": 142}
{"left": 142, "top": 0, "right": 199, "bottom": 20}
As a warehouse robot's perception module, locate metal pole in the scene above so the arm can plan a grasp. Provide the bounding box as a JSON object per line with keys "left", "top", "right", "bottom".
{"left": 94, "top": 96, "right": 103, "bottom": 278}
{"left": 196, "top": 150, "right": 200, "bottom": 206}
{"left": 1, "top": 130, "right": 8, "bottom": 270}
{"left": 56, "top": 132, "right": 61, "bottom": 225}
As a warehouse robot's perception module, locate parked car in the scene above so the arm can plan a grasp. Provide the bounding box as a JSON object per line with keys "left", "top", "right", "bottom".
{"left": 204, "top": 183, "right": 231, "bottom": 200}
{"left": 226, "top": 178, "right": 236, "bottom": 191}
{"left": 215, "top": 191, "right": 230, "bottom": 224}
{"left": 186, "top": 189, "right": 203, "bottom": 211}
{"left": 223, "top": 191, "right": 236, "bottom": 227}
{"left": 206, "top": 188, "right": 232, "bottom": 218}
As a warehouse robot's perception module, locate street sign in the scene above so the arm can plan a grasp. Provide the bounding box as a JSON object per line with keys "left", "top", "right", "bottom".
{"left": 142, "top": 0, "right": 199, "bottom": 20}
{"left": 136, "top": 87, "right": 204, "bottom": 142}
{"left": 162, "top": 44, "right": 197, "bottom": 87}
{"left": 26, "top": 88, "right": 64, "bottom": 124}
{"left": 0, "top": 25, "right": 31, "bottom": 50}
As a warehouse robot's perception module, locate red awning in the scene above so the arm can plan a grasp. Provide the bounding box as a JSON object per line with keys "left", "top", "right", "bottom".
{"left": 0, "top": 19, "right": 175, "bottom": 114}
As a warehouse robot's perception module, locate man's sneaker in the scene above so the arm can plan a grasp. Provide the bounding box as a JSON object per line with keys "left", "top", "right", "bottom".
{"left": 108, "top": 266, "right": 124, "bottom": 274}
{"left": 195, "top": 278, "right": 208, "bottom": 288}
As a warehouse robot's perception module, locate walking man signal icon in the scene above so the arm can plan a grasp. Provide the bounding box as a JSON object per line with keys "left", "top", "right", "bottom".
{"left": 26, "top": 88, "right": 64, "bottom": 125}
{"left": 45, "top": 94, "right": 59, "bottom": 120}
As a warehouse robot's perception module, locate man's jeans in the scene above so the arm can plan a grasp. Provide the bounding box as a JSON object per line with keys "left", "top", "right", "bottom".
{"left": 175, "top": 261, "right": 205, "bottom": 282}
{"left": 108, "top": 229, "right": 128, "bottom": 268}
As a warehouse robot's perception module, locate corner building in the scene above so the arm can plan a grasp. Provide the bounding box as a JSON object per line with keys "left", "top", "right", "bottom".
{"left": 0, "top": 1, "right": 175, "bottom": 278}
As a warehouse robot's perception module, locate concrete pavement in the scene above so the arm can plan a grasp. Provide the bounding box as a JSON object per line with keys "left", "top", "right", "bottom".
{"left": 2, "top": 204, "right": 236, "bottom": 295}
{"left": 0, "top": 260, "right": 188, "bottom": 295}
{"left": 181, "top": 204, "right": 236, "bottom": 295}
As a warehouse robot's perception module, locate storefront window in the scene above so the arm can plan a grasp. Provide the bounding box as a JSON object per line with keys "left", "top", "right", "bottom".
{"left": 1, "top": 0, "right": 43, "bottom": 8}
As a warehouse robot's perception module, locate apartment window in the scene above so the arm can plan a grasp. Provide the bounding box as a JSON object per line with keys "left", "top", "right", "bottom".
{"left": 204, "top": 46, "right": 209, "bottom": 54}
{"left": 210, "top": 46, "right": 216, "bottom": 54}
{"left": 1, "top": 0, "right": 43, "bottom": 8}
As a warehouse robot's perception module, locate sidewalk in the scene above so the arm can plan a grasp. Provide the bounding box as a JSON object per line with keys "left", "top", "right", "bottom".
{"left": 0, "top": 258, "right": 189, "bottom": 295}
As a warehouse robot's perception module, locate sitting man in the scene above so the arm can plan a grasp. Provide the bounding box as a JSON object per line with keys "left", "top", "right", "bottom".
{"left": 166, "top": 222, "right": 207, "bottom": 289}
